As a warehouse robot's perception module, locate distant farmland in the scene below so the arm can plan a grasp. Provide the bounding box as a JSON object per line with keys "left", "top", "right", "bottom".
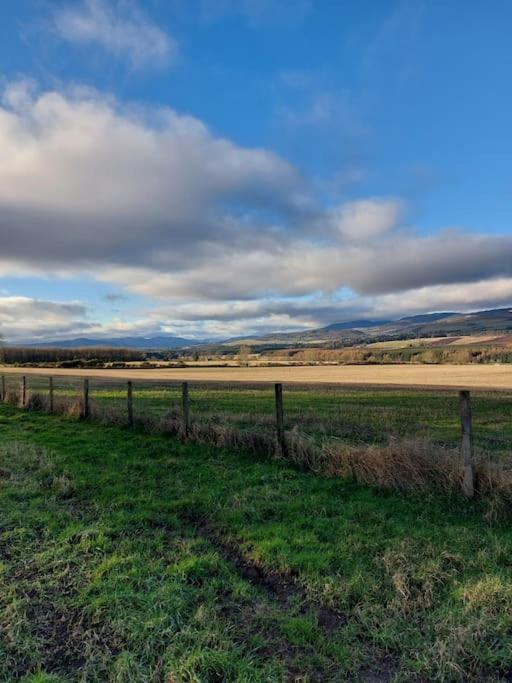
{"left": 4, "top": 362, "right": 512, "bottom": 389}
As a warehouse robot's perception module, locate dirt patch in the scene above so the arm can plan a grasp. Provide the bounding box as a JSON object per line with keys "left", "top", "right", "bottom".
{"left": 177, "top": 512, "right": 400, "bottom": 682}
{"left": 27, "top": 600, "right": 123, "bottom": 675}
{"left": 181, "top": 510, "right": 345, "bottom": 629}
{"left": 2, "top": 543, "right": 124, "bottom": 680}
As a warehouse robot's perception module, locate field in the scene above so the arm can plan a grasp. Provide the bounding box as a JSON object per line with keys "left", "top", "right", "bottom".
{"left": 3, "top": 369, "right": 512, "bottom": 456}
{"left": 2, "top": 404, "right": 512, "bottom": 682}
{"left": 5, "top": 363, "right": 512, "bottom": 389}
{"left": 364, "top": 335, "right": 506, "bottom": 349}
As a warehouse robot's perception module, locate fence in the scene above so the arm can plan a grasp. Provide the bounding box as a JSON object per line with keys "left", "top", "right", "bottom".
{"left": 2, "top": 372, "right": 512, "bottom": 499}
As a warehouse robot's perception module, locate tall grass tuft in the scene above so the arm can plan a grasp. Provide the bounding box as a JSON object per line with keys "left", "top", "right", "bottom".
{"left": 323, "top": 437, "right": 460, "bottom": 492}
{"left": 25, "top": 392, "right": 48, "bottom": 412}
{"left": 4, "top": 387, "right": 21, "bottom": 407}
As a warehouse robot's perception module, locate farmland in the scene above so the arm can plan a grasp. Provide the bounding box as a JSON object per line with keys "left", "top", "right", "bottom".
{"left": 3, "top": 368, "right": 512, "bottom": 455}
{"left": 5, "top": 362, "right": 512, "bottom": 389}
{"left": 2, "top": 404, "right": 512, "bottom": 681}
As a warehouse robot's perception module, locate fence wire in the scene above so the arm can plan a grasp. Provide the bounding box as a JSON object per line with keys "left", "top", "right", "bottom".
{"left": 3, "top": 373, "right": 512, "bottom": 460}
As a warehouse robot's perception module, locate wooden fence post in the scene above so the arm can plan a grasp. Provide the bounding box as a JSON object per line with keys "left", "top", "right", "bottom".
{"left": 182, "top": 382, "right": 190, "bottom": 438}
{"left": 459, "top": 390, "right": 475, "bottom": 498}
{"left": 82, "top": 378, "right": 90, "bottom": 419}
{"left": 49, "top": 377, "right": 54, "bottom": 413}
{"left": 21, "top": 376, "right": 26, "bottom": 407}
{"left": 1, "top": 375, "right": 5, "bottom": 402}
{"left": 127, "top": 381, "right": 134, "bottom": 427}
{"left": 275, "top": 383, "right": 287, "bottom": 456}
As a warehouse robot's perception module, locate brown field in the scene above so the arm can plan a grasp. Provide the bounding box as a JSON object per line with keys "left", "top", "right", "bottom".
{"left": 3, "top": 362, "right": 512, "bottom": 390}
{"left": 365, "top": 334, "right": 509, "bottom": 349}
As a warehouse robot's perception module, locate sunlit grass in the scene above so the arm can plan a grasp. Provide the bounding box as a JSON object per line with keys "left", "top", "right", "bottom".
{"left": 1, "top": 405, "right": 512, "bottom": 680}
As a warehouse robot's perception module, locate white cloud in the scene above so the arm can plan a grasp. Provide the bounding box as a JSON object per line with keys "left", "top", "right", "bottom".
{"left": 0, "top": 81, "right": 305, "bottom": 269}
{"left": 152, "top": 277, "right": 512, "bottom": 329}
{"left": 95, "top": 226, "right": 512, "bottom": 304}
{"left": 0, "top": 297, "right": 88, "bottom": 340}
{"left": 372, "top": 277, "right": 512, "bottom": 317}
{"left": 5, "top": 275, "right": 512, "bottom": 343}
{"left": 329, "top": 198, "right": 403, "bottom": 241}
{"left": 2, "top": 81, "right": 512, "bottom": 338}
{"left": 54, "top": 0, "right": 177, "bottom": 68}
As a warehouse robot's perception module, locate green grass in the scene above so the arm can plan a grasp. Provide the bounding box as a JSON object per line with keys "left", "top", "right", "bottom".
{"left": 9, "top": 373, "right": 512, "bottom": 456}
{"left": 1, "top": 405, "right": 512, "bottom": 681}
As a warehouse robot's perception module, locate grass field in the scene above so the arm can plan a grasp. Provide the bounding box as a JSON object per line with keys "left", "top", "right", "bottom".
{"left": 2, "top": 404, "right": 512, "bottom": 681}
{"left": 4, "top": 370, "right": 512, "bottom": 456}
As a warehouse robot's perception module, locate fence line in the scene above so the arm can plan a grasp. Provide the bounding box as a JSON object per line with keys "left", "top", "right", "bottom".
{"left": 127, "top": 380, "right": 134, "bottom": 428}
{"left": 182, "top": 381, "right": 190, "bottom": 440}
{"left": 82, "top": 378, "right": 90, "bottom": 419}
{"left": 275, "top": 382, "right": 287, "bottom": 458}
{"left": 21, "top": 375, "right": 26, "bottom": 407}
{"left": 459, "top": 390, "right": 475, "bottom": 497}
{"left": 49, "top": 377, "right": 54, "bottom": 413}
{"left": 0, "top": 373, "right": 478, "bottom": 498}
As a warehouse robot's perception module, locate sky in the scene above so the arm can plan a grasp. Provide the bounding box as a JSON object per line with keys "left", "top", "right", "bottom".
{"left": 1, "top": 0, "right": 512, "bottom": 342}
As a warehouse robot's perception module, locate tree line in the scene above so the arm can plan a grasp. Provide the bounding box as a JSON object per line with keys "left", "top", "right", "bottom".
{"left": 0, "top": 346, "right": 144, "bottom": 365}
{"left": 272, "top": 346, "right": 512, "bottom": 364}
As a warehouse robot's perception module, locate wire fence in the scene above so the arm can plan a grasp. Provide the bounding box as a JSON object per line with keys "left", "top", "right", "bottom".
{"left": 3, "top": 371, "right": 512, "bottom": 498}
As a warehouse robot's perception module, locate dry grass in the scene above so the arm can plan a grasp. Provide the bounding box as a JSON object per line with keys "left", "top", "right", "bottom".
{"left": 6, "top": 363, "right": 512, "bottom": 389}
{"left": 324, "top": 438, "right": 461, "bottom": 492}
{"left": 351, "top": 335, "right": 507, "bottom": 350}
{"left": 25, "top": 392, "right": 48, "bottom": 412}
{"left": 5, "top": 387, "right": 22, "bottom": 407}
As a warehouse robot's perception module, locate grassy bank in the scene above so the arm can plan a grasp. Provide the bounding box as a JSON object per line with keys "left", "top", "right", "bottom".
{"left": 1, "top": 406, "right": 512, "bottom": 681}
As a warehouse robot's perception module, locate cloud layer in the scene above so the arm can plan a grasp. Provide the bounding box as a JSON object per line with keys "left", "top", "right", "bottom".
{"left": 54, "top": 0, "right": 177, "bottom": 68}
{"left": 2, "top": 81, "right": 512, "bottom": 339}
{"left": 0, "top": 297, "right": 87, "bottom": 340}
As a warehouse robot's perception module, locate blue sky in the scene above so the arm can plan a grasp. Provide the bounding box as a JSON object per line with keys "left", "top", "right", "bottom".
{"left": 1, "top": 0, "right": 512, "bottom": 341}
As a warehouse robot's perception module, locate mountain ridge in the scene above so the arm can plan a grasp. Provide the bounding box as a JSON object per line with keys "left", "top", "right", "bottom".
{"left": 5, "top": 307, "right": 512, "bottom": 350}
{"left": 222, "top": 308, "right": 512, "bottom": 349}
{"left": 10, "top": 335, "right": 205, "bottom": 349}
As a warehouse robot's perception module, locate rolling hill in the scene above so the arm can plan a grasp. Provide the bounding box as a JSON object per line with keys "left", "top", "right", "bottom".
{"left": 16, "top": 335, "right": 205, "bottom": 350}
{"left": 224, "top": 308, "right": 512, "bottom": 349}
{"left": 7, "top": 308, "right": 512, "bottom": 351}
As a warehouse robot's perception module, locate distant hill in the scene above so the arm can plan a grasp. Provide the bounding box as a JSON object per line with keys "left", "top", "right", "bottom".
{"left": 9, "top": 307, "right": 512, "bottom": 352}
{"left": 323, "top": 319, "right": 390, "bottom": 331}
{"left": 397, "top": 312, "right": 458, "bottom": 324}
{"left": 18, "top": 335, "right": 204, "bottom": 350}
{"left": 219, "top": 308, "right": 512, "bottom": 350}
{"left": 401, "top": 308, "right": 512, "bottom": 336}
